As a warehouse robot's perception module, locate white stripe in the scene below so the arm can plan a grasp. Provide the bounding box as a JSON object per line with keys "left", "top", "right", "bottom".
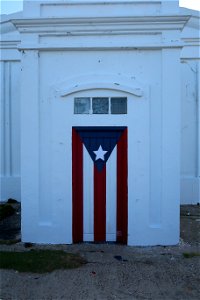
{"left": 83, "top": 145, "right": 94, "bottom": 242}
{"left": 106, "top": 146, "right": 117, "bottom": 242}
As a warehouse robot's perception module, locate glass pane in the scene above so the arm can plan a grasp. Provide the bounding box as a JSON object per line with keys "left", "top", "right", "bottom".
{"left": 111, "top": 97, "right": 127, "bottom": 114}
{"left": 92, "top": 98, "right": 109, "bottom": 114}
{"left": 74, "top": 97, "right": 90, "bottom": 114}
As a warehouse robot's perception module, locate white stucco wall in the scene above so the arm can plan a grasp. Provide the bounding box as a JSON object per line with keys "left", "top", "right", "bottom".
{"left": 181, "top": 60, "right": 199, "bottom": 204}
{"left": 18, "top": 47, "right": 181, "bottom": 245}
{"left": 180, "top": 8, "right": 200, "bottom": 204}
{"left": 2, "top": 2, "right": 198, "bottom": 206}
{"left": 0, "top": 12, "right": 22, "bottom": 202}
{"left": 0, "top": 1, "right": 199, "bottom": 245}
{"left": 0, "top": 61, "right": 21, "bottom": 201}
{"left": 11, "top": 0, "right": 186, "bottom": 245}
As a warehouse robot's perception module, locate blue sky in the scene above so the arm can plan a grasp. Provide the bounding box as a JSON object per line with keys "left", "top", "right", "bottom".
{"left": 0, "top": 0, "right": 199, "bottom": 15}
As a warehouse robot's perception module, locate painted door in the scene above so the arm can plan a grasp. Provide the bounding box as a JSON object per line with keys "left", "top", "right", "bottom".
{"left": 72, "top": 126, "right": 127, "bottom": 243}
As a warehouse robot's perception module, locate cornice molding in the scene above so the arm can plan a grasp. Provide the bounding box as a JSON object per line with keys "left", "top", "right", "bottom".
{"left": 40, "top": 1, "right": 161, "bottom": 6}
{"left": 182, "top": 37, "right": 200, "bottom": 43}
{"left": 12, "top": 15, "right": 190, "bottom": 33}
{"left": 0, "top": 40, "right": 20, "bottom": 49}
{"left": 17, "top": 43, "right": 184, "bottom": 51}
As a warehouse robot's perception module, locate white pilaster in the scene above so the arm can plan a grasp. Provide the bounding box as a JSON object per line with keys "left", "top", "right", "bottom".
{"left": 161, "top": 47, "right": 181, "bottom": 244}
{"left": 21, "top": 49, "right": 40, "bottom": 241}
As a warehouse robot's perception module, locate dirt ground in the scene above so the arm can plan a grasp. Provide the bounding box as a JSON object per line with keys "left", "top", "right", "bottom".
{"left": 0, "top": 204, "right": 200, "bottom": 300}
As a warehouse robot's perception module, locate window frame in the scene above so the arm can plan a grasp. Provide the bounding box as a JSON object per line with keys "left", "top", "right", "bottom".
{"left": 74, "top": 97, "right": 127, "bottom": 115}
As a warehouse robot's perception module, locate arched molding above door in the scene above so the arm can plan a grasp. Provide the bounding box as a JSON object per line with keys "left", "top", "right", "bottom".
{"left": 57, "top": 74, "right": 145, "bottom": 98}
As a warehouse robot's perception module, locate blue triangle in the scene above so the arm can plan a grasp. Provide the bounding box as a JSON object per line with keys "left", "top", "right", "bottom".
{"left": 74, "top": 127, "right": 126, "bottom": 172}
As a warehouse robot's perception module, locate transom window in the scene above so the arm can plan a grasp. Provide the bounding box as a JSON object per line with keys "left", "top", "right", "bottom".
{"left": 74, "top": 97, "right": 127, "bottom": 114}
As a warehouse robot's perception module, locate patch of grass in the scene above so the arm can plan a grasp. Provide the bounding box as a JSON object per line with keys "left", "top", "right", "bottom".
{"left": 183, "top": 252, "right": 200, "bottom": 258}
{"left": 0, "top": 250, "right": 87, "bottom": 273}
{"left": 0, "top": 204, "right": 15, "bottom": 221}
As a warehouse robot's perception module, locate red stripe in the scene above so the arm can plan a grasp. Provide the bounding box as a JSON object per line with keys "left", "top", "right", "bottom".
{"left": 72, "top": 128, "right": 83, "bottom": 243}
{"left": 94, "top": 165, "right": 106, "bottom": 242}
{"left": 117, "top": 128, "right": 128, "bottom": 244}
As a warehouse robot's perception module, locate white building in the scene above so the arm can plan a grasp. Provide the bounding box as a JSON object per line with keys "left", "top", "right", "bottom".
{"left": 0, "top": 0, "right": 199, "bottom": 245}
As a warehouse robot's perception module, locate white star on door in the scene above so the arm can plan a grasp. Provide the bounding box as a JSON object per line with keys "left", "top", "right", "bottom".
{"left": 93, "top": 145, "right": 108, "bottom": 161}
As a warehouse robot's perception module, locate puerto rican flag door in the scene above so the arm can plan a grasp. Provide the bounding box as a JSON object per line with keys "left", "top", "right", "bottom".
{"left": 72, "top": 126, "right": 127, "bottom": 244}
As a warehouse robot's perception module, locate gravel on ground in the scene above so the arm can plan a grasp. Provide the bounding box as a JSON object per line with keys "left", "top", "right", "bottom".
{"left": 0, "top": 204, "right": 199, "bottom": 300}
